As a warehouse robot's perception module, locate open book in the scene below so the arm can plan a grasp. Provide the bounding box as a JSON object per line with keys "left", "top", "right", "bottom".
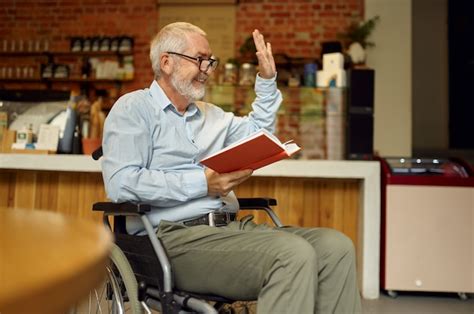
{"left": 200, "top": 129, "right": 301, "bottom": 173}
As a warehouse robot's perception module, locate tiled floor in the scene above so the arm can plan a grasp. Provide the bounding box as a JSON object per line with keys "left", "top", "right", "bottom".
{"left": 74, "top": 288, "right": 474, "bottom": 313}
{"left": 362, "top": 291, "right": 474, "bottom": 314}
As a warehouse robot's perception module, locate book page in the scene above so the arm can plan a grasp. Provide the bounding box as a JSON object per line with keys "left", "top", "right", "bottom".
{"left": 284, "top": 142, "right": 301, "bottom": 155}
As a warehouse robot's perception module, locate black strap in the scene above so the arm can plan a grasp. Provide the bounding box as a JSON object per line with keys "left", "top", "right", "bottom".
{"left": 182, "top": 295, "right": 192, "bottom": 308}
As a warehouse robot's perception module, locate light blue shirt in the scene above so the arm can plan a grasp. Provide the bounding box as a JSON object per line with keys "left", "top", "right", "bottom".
{"left": 102, "top": 75, "right": 282, "bottom": 233}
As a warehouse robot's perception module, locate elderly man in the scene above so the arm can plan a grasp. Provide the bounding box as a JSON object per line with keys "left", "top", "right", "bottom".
{"left": 102, "top": 22, "right": 361, "bottom": 313}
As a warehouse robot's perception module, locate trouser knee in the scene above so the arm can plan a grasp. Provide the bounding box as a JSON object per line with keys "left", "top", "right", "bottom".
{"left": 271, "top": 234, "right": 318, "bottom": 270}
{"left": 320, "top": 228, "right": 356, "bottom": 261}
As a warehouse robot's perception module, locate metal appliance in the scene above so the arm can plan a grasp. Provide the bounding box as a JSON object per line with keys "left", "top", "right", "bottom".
{"left": 379, "top": 157, "right": 474, "bottom": 299}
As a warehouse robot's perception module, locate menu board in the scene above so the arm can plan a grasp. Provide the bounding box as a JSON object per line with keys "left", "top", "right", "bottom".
{"left": 159, "top": 4, "right": 236, "bottom": 64}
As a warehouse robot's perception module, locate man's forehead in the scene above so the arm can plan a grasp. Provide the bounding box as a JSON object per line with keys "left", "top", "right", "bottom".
{"left": 185, "top": 33, "right": 212, "bottom": 56}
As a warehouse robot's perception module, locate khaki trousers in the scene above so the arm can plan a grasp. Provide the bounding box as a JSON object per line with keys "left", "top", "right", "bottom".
{"left": 157, "top": 218, "right": 362, "bottom": 314}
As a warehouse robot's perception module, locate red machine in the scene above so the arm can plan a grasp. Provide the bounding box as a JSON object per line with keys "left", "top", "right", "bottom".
{"left": 379, "top": 157, "right": 474, "bottom": 299}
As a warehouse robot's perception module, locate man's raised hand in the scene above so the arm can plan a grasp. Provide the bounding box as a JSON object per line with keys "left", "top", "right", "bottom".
{"left": 252, "top": 29, "right": 276, "bottom": 79}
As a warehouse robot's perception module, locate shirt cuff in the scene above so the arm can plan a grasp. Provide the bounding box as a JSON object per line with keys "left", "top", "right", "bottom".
{"left": 182, "top": 169, "right": 208, "bottom": 199}
{"left": 255, "top": 73, "right": 278, "bottom": 95}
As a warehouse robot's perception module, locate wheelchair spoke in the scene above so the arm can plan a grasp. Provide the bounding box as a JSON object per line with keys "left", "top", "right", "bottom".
{"left": 72, "top": 243, "right": 143, "bottom": 314}
{"left": 94, "top": 288, "right": 103, "bottom": 314}
{"left": 75, "top": 272, "right": 132, "bottom": 314}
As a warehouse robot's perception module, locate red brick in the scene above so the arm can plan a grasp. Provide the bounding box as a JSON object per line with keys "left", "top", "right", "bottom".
{"left": 1, "top": 0, "right": 362, "bottom": 91}
{"left": 270, "top": 12, "right": 290, "bottom": 18}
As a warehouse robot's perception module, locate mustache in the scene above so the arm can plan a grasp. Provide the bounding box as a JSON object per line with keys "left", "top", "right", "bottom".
{"left": 196, "top": 72, "right": 208, "bottom": 82}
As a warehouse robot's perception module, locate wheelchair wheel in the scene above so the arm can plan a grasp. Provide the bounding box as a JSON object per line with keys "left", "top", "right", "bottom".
{"left": 83, "top": 243, "right": 143, "bottom": 314}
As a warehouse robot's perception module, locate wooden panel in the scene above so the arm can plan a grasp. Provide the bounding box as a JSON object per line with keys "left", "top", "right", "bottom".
{"left": 35, "top": 171, "right": 59, "bottom": 210}
{"left": 1, "top": 170, "right": 360, "bottom": 248}
{"left": 0, "top": 170, "right": 15, "bottom": 207}
{"left": 0, "top": 170, "right": 105, "bottom": 223}
{"left": 56, "top": 172, "right": 104, "bottom": 221}
{"left": 14, "top": 170, "right": 37, "bottom": 209}
{"left": 234, "top": 176, "right": 360, "bottom": 248}
{"left": 342, "top": 181, "right": 359, "bottom": 246}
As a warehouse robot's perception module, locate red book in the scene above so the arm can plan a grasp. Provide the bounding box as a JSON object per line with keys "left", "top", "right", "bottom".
{"left": 200, "top": 129, "right": 301, "bottom": 173}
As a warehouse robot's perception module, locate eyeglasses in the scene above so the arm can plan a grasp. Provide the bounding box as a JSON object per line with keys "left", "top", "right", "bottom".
{"left": 167, "top": 51, "right": 219, "bottom": 72}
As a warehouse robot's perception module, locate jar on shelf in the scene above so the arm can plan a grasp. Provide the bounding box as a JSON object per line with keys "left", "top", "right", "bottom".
{"left": 239, "top": 63, "right": 256, "bottom": 86}
{"left": 82, "top": 37, "right": 92, "bottom": 52}
{"left": 100, "top": 37, "right": 111, "bottom": 52}
{"left": 91, "top": 37, "right": 101, "bottom": 52}
{"left": 222, "top": 63, "right": 237, "bottom": 85}
{"left": 119, "top": 36, "right": 133, "bottom": 52}
{"left": 70, "top": 37, "right": 83, "bottom": 52}
{"left": 110, "top": 37, "right": 120, "bottom": 51}
{"left": 123, "top": 55, "right": 134, "bottom": 80}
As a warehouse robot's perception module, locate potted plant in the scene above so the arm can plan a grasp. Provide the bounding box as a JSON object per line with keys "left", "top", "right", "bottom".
{"left": 339, "top": 16, "right": 380, "bottom": 65}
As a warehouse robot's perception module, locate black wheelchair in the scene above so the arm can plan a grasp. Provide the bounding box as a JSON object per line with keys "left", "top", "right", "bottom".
{"left": 89, "top": 148, "right": 283, "bottom": 314}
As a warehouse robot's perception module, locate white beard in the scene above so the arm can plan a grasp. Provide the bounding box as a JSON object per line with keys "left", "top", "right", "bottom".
{"left": 171, "top": 64, "right": 207, "bottom": 101}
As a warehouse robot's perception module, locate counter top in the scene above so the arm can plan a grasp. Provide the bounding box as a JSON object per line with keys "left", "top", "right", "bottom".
{"left": 0, "top": 153, "right": 381, "bottom": 299}
{"left": 0, "top": 153, "right": 100, "bottom": 172}
{"left": 0, "top": 153, "right": 378, "bottom": 177}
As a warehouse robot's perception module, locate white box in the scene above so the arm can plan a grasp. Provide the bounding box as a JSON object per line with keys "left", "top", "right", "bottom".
{"left": 323, "top": 52, "right": 344, "bottom": 71}
{"left": 316, "top": 69, "right": 346, "bottom": 87}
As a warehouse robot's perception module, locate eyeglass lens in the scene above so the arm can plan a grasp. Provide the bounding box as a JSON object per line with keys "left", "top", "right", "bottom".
{"left": 168, "top": 52, "right": 218, "bottom": 72}
{"left": 200, "top": 58, "right": 218, "bottom": 71}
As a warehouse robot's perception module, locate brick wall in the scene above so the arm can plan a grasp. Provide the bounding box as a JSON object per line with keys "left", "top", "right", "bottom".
{"left": 236, "top": 0, "right": 363, "bottom": 58}
{"left": 0, "top": 0, "right": 362, "bottom": 95}
{"left": 0, "top": 0, "right": 158, "bottom": 93}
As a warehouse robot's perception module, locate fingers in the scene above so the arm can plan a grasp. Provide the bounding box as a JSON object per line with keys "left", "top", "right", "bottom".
{"left": 266, "top": 42, "right": 276, "bottom": 73}
{"left": 205, "top": 168, "right": 253, "bottom": 197}
{"left": 228, "top": 169, "right": 253, "bottom": 186}
{"left": 222, "top": 169, "right": 252, "bottom": 191}
{"left": 252, "top": 29, "right": 276, "bottom": 79}
{"left": 253, "top": 29, "right": 268, "bottom": 58}
{"left": 253, "top": 29, "right": 266, "bottom": 52}
{"left": 228, "top": 169, "right": 253, "bottom": 181}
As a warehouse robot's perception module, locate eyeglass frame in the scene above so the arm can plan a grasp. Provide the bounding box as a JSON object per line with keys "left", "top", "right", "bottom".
{"left": 166, "top": 51, "right": 218, "bottom": 72}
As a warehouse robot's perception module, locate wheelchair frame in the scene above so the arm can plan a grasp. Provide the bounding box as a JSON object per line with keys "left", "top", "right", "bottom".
{"left": 92, "top": 147, "right": 282, "bottom": 313}
{"left": 92, "top": 198, "right": 281, "bottom": 314}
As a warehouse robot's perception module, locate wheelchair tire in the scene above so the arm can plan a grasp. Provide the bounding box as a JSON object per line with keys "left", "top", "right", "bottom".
{"left": 80, "top": 243, "right": 143, "bottom": 314}
{"left": 108, "top": 243, "right": 143, "bottom": 314}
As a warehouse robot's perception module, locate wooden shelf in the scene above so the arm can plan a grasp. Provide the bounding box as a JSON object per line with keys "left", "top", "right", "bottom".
{"left": 0, "top": 50, "right": 133, "bottom": 58}
{"left": 0, "top": 50, "right": 134, "bottom": 92}
{"left": 0, "top": 78, "right": 133, "bottom": 83}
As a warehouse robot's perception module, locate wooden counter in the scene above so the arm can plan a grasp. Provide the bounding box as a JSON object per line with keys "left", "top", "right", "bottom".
{"left": 0, "top": 207, "right": 112, "bottom": 314}
{"left": 0, "top": 153, "right": 381, "bottom": 299}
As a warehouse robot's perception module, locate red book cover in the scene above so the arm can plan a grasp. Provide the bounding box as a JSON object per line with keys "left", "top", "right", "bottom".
{"left": 200, "top": 129, "right": 301, "bottom": 173}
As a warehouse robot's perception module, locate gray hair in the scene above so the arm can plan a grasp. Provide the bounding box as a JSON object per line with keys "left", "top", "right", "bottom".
{"left": 150, "top": 22, "right": 207, "bottom": 79}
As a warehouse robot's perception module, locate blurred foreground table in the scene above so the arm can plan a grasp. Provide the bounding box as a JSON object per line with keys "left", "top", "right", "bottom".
{"left": 0, "top": 207, "right": 112, "bottom": 314}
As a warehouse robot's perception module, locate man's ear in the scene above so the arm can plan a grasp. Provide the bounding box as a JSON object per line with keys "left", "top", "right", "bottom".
{"left": 161, "top": 53, "right": 173, "bottom": 75}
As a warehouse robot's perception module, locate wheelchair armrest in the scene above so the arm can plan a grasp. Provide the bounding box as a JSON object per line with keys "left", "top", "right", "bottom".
{"left": 92, "top": 146, "right": 103, "bottom": 160}
{"left": 93, "top": 201, "right": 151, "bottom": 215}
{"left": 238, "top": 197, "right": 277, "bottom": 209}
{"left": 238, "top": 197, "right": 282, "bottom": 227}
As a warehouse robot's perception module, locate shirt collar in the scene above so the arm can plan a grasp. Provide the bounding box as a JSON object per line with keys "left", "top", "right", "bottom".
{"left": 149, "top": 80, "right": 201, "bottom": 117}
